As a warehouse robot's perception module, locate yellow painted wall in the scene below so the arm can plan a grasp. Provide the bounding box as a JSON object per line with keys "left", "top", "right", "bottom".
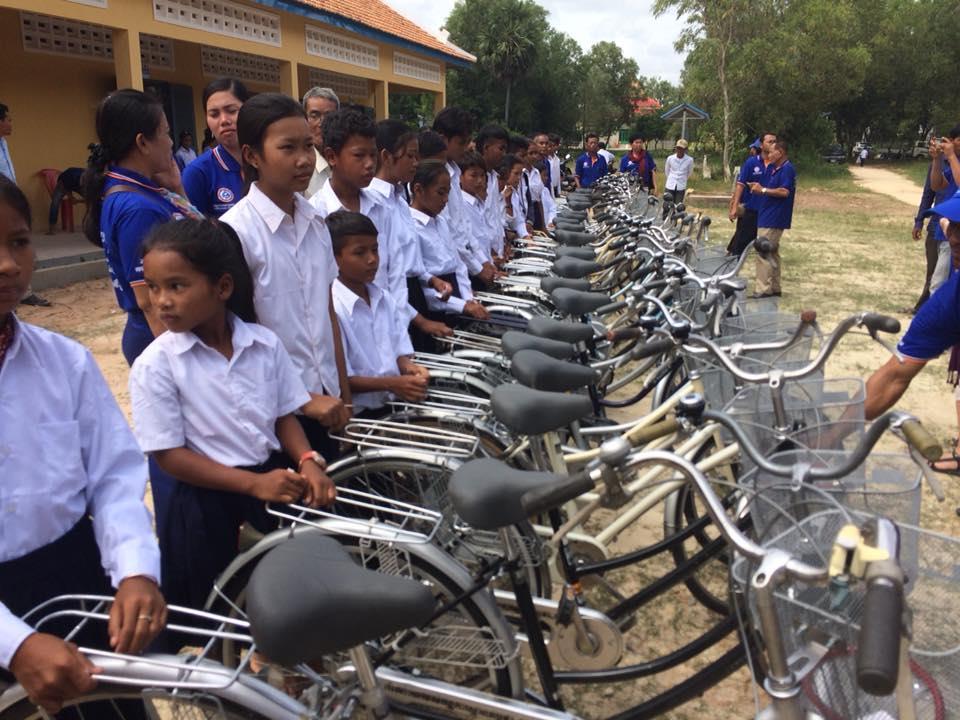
{"left": 0, "top": 0, "right": 455, "bottom": 228}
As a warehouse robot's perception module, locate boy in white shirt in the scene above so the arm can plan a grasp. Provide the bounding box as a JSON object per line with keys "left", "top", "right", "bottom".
{"left": 475, "top": 124, "right": 510, "bottom": 260}
{"left": 664, "top": 138, "right": 695, "bottom": 205}
{"left": 457, "top": 150, "right": 498, "bottom": 288}
{"left": 328, "top": 210, "right": 429, "bottom": 416}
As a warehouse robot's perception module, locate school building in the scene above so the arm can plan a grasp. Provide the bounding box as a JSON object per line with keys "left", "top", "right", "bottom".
{"left": 0, "top": 0, "right": 474, "bottom": 229}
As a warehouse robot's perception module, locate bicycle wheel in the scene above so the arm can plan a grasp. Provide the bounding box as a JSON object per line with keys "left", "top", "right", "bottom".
{"left": 211, "top": 529, "right": 520, "bottom": 700}
{"left": 0, "top": 687, "right": 279, "bottom": 719}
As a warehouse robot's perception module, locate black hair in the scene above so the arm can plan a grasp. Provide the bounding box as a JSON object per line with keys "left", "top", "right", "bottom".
{"left": 774, "top": 139, "right": 789, "bottom": 154}
{"left": 585, "top": 132, "right": 599, "bottom": 142}
{"left": 179, "top": 130, "right": 193, "bottom": 141}
{"left": 202, "top": 128, "right": 215, "bottom": 150}
{"left": 548, "top": 133, "right": 561, "bottom": 145}
{"left": 432, "top": 106, "right": 473, "bottom": 140}
{"left": 475, "top": 124, "right": 510, "bottom": 152}
{"left": 760, "top": 131, "right": 778, "bottom": 143}
{"left": 498, "top": 153, "right": 522, "bottom": 179}
{"left": 326, "top": 209, "right": 378, "bottom": 254}
{"left": 82, "top": 89, "right": 166, "bottom": 247}
{"left": 202, "top": 78, "right": 251, "bottom": 111}
{"left": 598, "top": 141, "right": 607, "bottom": 149}
{"left": 457, "top": 150, "right": 486, "bottom": 174}
{"left": 532, "top": 131, "right": 549, "bottom": 142}
{"left": 0, "top": 104, "right": 8, "bottom": 121}
{"left": 418, "top": 129, "right": 447, "bottom": 159}
{"left": 508, "top": 134, "right": 530, "bottom": 154}
{"left": 533, "top": 159, "right": 547, "bottom": 172}
{"left": 948, "top": 125, "right": 960, "bottom": 140}
{"left": 0, "top": 175, "right": 31, "bottom": 229}
{"left": 376, "top": 119, "right": 417, "bottom": 156}
{"left": 412, "top": 159, "right": 449, "bottom": 193}
{"left": 141, "top": 218, "right": 257, "bottom": 323}
{"left": 236, "top": 92, "right": 305, "bottom": 193}
{"left": 628, "top": 133, "right": 645, "bottom": 143}
{"left": 321, "top": 108, "right": 376, "bottom": 155}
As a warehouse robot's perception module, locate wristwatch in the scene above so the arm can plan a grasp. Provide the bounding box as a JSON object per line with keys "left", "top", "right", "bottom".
{"left": 298, "top": 450, "right": 325, "bottom": 473}
{"left": 761, "top": 187, "right": 767, "bottom": 195}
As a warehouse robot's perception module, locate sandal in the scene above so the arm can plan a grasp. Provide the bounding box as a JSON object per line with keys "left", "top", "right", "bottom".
{"left": 929, "top": 444, "right": 960, "bottom": 476}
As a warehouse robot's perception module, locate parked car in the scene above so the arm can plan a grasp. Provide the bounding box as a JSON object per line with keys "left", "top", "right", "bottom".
{"left": 820, "top": 144, "right": 846, "bottom": 163}
{"left": 911, "top": 140, "right": 931, "bottom": 158}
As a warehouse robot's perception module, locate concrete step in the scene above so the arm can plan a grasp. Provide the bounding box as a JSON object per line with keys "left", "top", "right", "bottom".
{"left": 33, "top": 250, "right": 107, "bottom": 290}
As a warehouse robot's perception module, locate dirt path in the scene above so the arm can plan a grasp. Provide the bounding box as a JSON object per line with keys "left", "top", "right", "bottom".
{"left": 848, "top": 165, "right": 924, "bottom": 206}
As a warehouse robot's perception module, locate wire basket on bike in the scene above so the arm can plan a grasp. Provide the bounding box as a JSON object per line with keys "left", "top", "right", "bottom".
{"left": 731, "top": 509, "right": 959, "bottom": 720}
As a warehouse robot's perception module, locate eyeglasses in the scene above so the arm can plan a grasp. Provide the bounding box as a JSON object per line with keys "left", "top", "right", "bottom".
{"left": 307, "top": 111, "right": 329, "bottom": 121}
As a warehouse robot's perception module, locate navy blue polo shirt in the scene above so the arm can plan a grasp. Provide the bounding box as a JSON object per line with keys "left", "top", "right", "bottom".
{"left": 932, "top": 162, "right": 957, "bottom": 242}
{"left": 182, "top": 145, "right": 243, "bottom": 218}
{"left": 575, "top": 153, "right": 608, "bottom": 187}
{"left": 619, "top": 152, "right": 656, "bottom": 188}
{"left": 756, "top": 160, "right": 796, "bottom": 229}
{"left": 898, "top": 268, "right": 960, "bottom": 359}
{"left": 737, "top": 155, "right": 766, "bottom": 212}
{"left": 100, "top": 168, "right": 182, "bottom": 313}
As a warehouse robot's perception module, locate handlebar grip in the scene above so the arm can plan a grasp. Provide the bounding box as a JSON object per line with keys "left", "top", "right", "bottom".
{"left": 606, "top": 327, "right": 644, "bottom": 343}
{"left": 901, "top": 419, "right": 942, "bottom": 461}
{"left": 596, "top": 300, "right": 629, "bottom": 315}
{"left": 630, "top": 337, "right": 674, "bottom": 360}
{"left": 754, "top": 236, "right": 773, "bottom": 255}
{"left": 861, "top": 313, "right": 901, "bottom": 334}
{"left": 800, "top": 309, "right": 817, "bottom": 324}
{"left": 856, "top": 572, "right": 903, "bottom": 696}
{"left": 701, "top": 216, "right": 712, "bottom": 227}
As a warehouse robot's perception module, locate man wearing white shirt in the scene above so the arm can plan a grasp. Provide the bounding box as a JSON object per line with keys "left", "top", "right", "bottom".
{"left": 664, "top": 138, "right": 695, "bottom": 204}
{"left": 547, "top": 133, "right": 563, "bottom": 198}
{"left": 476, "top": 124, "right": 510, "bottom": 258}
{"left": 301, "top": 87, "right": 339, "bottom": 199}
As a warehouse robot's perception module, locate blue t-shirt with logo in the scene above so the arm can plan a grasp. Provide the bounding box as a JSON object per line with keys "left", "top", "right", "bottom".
{"left": 575, "top": 153, "right": 608, "bottom": 187}
{"left": 619, "top": 152, "right": 656, "bottom": 188}
{"left": 182, "top": 145, "right": 243, "bottom": 218}
{"left": 932, "top": 162, "right": 957, "bottom": 242}
{"left": 756, "top": 160, "right": 796, "bottom": 229}
{"left": 897, "top": 268, "right": 960, "bottom": 359}
{"left": 737, "top": 155, "right": 766, "bottom": 212}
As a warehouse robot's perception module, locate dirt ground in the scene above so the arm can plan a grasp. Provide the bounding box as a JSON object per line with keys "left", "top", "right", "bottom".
{"left": 16, "top": 167, "right": 960, "bottom": 719}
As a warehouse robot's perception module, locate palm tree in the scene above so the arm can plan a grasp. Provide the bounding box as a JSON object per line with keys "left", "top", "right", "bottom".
{"left": 475, "top": 1, "right": 542, "bottom": 126}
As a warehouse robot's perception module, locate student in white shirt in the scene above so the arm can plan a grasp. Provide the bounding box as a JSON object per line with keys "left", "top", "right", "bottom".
{"left": 328, "top": 211, "right": 429, "bottom": 415}
{"left": 537, "top": 161, "right": 557, "bottom": 227}
{"left": 0, "top": 177, "right": 164, "bottom": 714}
{"left": 369, "top": 120, "right": 453, "bottom": 343}
{"left": 410, "top": 161, "right": 490, "bottom": 323}
{"left": 499, "top": 154, "right": 525, "bottom": 241}
{"left": 664, "top": 138, "right": 695, "bottom": 204}
{"left": 458, "top": 150, "right": 499, "bottom": 288}
{"left": 475, "top": 124, "right": 510, "bottom": 262}
{"left": 220, "top": 93, "right": 351, "bottom": 460}
{"left": 508, "top": 135, "right": 533, "bottom": 239}
{"left": 130, "top": 218, "right": 334, "bottom": 610}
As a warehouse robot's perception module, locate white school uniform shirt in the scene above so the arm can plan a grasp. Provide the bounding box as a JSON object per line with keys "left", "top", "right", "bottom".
{"left": 0, "top": 316, "right": 160, "bottom": 668}
{"left": 541, "top": 185, "right": 557, "bottom": 226}
{"left": 510, "top": 182, "right": 530, "bottom": 238}
{"left": 664, "top": 153, "right": 695, "bottom": 191}
{"left": 332, "top": 279, "right": 415, "bottom": 411}
{"left": 221, "top": 183, "right": 341, "bottom": 397}
{"left": 311, "top": 181, "right": 406, "bottom": 301}
{"left": 129, "top": 316, "right": 311, "bottom": 467}
{"left": 411, "top": 206, "right": 473, "bottom": 313}
{"left": 461, "top": 191, "right": 493, "bottom": 266}
{"left": 442, "top": 162, "right": 484, "bottom": 275}
{"left": 305, "top": 148, "right": 332, "bottom": 199}
{"left": 483, "top": 170, "right": 505, "bottom": 256}
{"left": 548, "top": 153, "right": 562, "bottom": 197}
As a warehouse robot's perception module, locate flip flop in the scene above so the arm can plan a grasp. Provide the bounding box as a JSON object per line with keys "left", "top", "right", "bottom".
{"left": 929, "top": 446, "right": 960, "bottom": 476}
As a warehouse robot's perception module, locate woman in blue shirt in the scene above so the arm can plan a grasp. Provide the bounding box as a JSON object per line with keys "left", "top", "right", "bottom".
{"left": 182, "top": 78, "right": 249, "bottom": 217}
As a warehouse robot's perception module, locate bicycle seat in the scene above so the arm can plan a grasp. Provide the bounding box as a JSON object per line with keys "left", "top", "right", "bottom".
{"left": 540, "top": 276, "right": 591, "bottom": 294}
{"left": 551, "top": 288, "right": 612, "bottom": 316}
{"left": 449, "top": 458, "right": 594, "bottom": 530}
{"left": 501, "top": 331, "right": 576, "bottom": 360}
{"left": 554, "top": 229, "right": 597, "bottom": 247}
{"left": 554, "top": 246, "right": 596, "bottom": 261}
{"left": 246, "top": 532, "right": 435, "bottom": 665}
{"left": 511, "top": 349, "right": 599, "bottom": 392}
{"left": 558, "top": 208, "right": 587, "bottom": 220}
{"left": 552, "top": 256, "right": 601, "bottom": 278}
{"left": 492, "top": 383, "right": 592, "bottom": 435}
{"left": 527, "top": 316, "right": 594, "bottom": 344}
{"left": 555, "top": 219, "right": 585, "bottom": 231}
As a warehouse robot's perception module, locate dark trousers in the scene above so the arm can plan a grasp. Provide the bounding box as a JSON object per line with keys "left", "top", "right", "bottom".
{"left": 727, "top": 208, "right": 759, "bottom": 257}
{"left": 666, "top": 187, "right": 686, "bottom": 205}
{"left": 913, "top": 229, "right": 939, "bottom": 312}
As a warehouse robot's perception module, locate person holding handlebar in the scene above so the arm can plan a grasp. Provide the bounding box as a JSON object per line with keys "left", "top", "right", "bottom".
{"left": 865, "top": 193, "right": 960, "bottom": 474}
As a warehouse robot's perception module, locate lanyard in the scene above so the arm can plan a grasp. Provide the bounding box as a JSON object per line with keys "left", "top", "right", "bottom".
{"left": 105, "top": 170, "right": 204, "bottom": 220}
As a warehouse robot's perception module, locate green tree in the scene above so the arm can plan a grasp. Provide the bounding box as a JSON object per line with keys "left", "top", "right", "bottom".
{"left": 579, "top": 41, "right": 640, "bottom": 142}
{"left": 445, "top": 0, "right": 546, "bottom": 126}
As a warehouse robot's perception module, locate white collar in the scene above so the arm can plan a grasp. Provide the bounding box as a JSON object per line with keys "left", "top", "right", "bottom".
{"left": 164, "top": 314, "right": 259, "bottom": 357}
{"left": 410, "top": 207, "right": 434, "bottom": 226}
{"left": 248, "top": 183, "right": 319, "bottom": 234}
{"left": 333, "top": 278, "right": 383, "bottom": 317}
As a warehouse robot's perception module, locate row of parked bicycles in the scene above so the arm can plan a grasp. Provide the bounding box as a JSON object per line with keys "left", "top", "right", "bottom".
{"left": 4, "top": 176, "right": 957, "bottom": 720}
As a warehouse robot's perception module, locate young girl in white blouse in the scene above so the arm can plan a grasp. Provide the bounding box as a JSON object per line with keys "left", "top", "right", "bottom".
{"left": 0, "top": 177, "right": 164, "bottom": 714}
{"left": 220, "top": 92, "right": 351, "bottom": 462}
{"left": 129, "top": 218, "right": 335, "bottom": 611}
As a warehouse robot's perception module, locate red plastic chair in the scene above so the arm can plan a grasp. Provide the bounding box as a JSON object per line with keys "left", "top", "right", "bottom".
{"left": 37, "top": 168, "right": 84, "bottom": 233}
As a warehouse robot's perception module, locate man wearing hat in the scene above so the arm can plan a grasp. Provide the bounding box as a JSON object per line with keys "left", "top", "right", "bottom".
{"left": 727, "top": 135, "right": 773, "bottom": 256}
{"left": 664, "top": 138, "right": 694, "bottom": 204}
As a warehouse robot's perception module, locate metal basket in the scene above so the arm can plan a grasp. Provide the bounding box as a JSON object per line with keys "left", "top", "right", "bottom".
{"left": 732, "top": 510, "right": 960, "bottom": 720}
{"left": 743, "top": 451, "right": 923, "bottom": 543}
{"left": 330, "top": 417, "right": 480, "bottom": 458}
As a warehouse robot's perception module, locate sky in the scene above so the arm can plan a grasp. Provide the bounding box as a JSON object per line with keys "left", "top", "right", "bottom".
{"left": 384, "top": 0, "right": 688, "bottom": 84}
